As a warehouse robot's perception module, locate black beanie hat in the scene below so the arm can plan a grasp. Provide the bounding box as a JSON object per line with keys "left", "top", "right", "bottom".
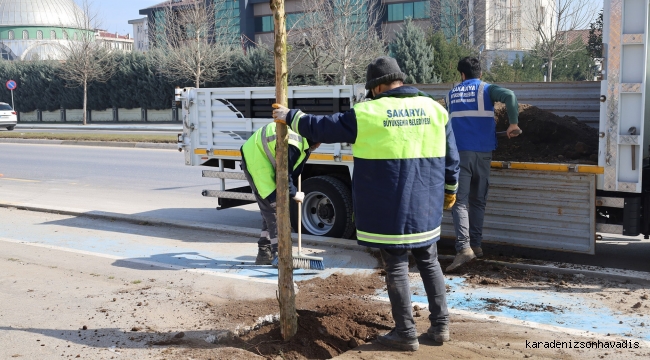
{"left": 365, "top": 56, "right": 407, "bottom": 90}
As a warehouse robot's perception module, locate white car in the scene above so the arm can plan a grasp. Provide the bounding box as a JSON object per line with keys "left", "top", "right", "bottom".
{"left": 0, "top": 102, "right": 16, "bottom": 131}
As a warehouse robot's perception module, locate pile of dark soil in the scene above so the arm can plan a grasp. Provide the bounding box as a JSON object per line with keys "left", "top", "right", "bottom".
{"left": 161, "top": 272, "right": 391, "bottom": 360}
{"left": 494, "top": 104, "right": 599, "bottom": 163}
{"left": 230, "top": 273, "right": 391, "bottom": 359}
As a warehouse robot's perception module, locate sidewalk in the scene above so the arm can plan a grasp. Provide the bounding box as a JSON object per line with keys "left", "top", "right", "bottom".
{"left": 2, "top": 204, "right": 650, "bottom": 359}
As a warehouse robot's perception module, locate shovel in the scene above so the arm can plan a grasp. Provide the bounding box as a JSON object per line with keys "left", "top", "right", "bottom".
{"left": 497, "top": 129, "right": 523, "bottom": 138}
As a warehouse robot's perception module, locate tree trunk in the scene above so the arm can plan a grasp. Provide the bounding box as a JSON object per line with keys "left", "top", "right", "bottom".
{"left": 547, "top": 58, "right": 554, "bottom": 82}
{"left": 83, "top": 79, "right": 87, "bottom": 126}
{"left": 342, "top": 46, "right": 348, "bottom": 85}
{"left": 270, "top": 0, "right": 297, "bottom": 341}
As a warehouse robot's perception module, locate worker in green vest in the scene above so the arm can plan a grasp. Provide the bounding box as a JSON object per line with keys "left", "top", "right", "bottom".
{"left": 273, "top": 56, "right": 460, "bottom": 351}
{"left": 240, "top": 122, "right": 320, "bottom": 265}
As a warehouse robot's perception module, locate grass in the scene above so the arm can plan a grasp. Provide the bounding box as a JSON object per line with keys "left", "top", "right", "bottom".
{"left": 131, "top": 280, "right": 142, "bottom": 284}
{"left": 0, "top": 131, "right": 176, "bottom": 143}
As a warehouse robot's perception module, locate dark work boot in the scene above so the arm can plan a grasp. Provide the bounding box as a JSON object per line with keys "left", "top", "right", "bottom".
{"left": 427, "top": 323, "right": 450, "bottom": 342}
{"left": 376, "top": 328, "right": 419, "bottom": 351}
{"left": 255, "top": 245, "right": 273, "bottom": 265}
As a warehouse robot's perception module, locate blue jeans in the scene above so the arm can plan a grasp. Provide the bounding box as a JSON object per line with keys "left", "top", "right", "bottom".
{"left": 451, "top": 151, "right": 491, "bottom": 252}
{"left": 380, "top": 243, "right": 449, "bottom": 338}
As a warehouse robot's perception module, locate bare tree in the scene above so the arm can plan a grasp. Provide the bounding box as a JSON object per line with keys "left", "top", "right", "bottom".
{"left": 288, "top": 3, "right": 335, "bottom": 83}
{"left": 296, "top": 0, "right": 385, "bottom": 85}
{"left": 57, "top": 0, "right": 115, "bottom": 125}
{"left": 523, "top": 0, "right": 596, "bottom": 81}
{"left": 430, "top": 0, "right": 506, "bottom": 51}
{"left": 149, "top": 0, "right": 236, "bottom": 88}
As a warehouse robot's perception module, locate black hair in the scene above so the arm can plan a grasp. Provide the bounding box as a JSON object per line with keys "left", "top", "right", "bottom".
{"left": 457, "top": 57, "right": 481, "bottom": 79}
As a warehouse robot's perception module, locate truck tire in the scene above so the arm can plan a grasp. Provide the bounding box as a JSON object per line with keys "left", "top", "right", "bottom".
{"left": 290, "top": 175, "right": 355, "bottom": 239}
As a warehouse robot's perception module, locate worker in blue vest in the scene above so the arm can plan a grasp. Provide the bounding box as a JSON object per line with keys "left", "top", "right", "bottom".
{"left": 273, "top": 56, "right": 460, "bottom": 351}
{"left": 240, "top": 123, "right": 319, "bottom": 265}
{"left": 446, "top": 57, "right": 521, "bottom": 272}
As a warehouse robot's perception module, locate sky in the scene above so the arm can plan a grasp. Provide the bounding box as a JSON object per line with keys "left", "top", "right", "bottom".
{"left": 74, "top": 0, "right": 156, "bottom": 35}
{"left": 77, "top": 0, "right": 606, "bottom": 37}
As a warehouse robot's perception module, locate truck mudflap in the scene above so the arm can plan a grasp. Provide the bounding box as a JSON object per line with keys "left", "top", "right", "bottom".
{"left": 441, "top": 168, "right": 597, "bottom": 255}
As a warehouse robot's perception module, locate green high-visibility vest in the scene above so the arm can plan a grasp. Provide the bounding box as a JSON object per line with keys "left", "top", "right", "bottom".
{"left": 352, "top": 96, "right": 448, "bottom": 160}
{"left": 241, "top": 122, "right": 309, "bottom": 199}
{"left": 352, "top": 95, "right": 449, "bottom": 246}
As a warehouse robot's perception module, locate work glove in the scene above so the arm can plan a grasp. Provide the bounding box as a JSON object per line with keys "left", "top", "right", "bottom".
{"left": 293, "top": 191, "right": 305, "bottom": 203}
{"left": 443, "top": 193, "right": 456, "bottom": 210}
{"left": 272, "top": 103, "right": 289, "bottom": 125}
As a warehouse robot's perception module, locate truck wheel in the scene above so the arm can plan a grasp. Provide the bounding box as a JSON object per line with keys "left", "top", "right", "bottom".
{"left": 291, "top": 175, "right": 355, "bottom": 239}
{"left": 6, "top": 125, "right": 14, "bottom": 131}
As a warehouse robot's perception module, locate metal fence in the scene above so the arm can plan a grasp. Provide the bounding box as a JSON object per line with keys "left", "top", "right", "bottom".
{"left": 416, "top": 82, "right": 601, "bottom": 127}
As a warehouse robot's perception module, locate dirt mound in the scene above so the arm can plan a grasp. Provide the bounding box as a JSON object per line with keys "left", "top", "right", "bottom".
{"left": 494, "top": 104, "right": 599, "bottom": 163}
{"left": 231, "top": 272, "right": 389, "bottom": 359}
{"left": 234, "top": 301, "right": 391, "bottom": 359}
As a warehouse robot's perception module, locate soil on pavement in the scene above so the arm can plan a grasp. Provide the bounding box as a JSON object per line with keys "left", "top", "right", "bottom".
{"left": 3, "top": 241, "right": 649, "bottom": 360}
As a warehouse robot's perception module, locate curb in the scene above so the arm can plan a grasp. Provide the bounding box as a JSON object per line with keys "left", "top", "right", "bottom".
{"left": 0, "top": 202, "right": 364, "bottom": 252}
{"left": 2, "top": 201, "right": 649, "bottom": 284}
{"left": 0, "top": 138, "right": 178, "bottom": 150}
{"left": 15, "top": 124, "right": 182, "bottom": 131}
{"left": 437, "top": 255, "right": 650, "bottom": 285}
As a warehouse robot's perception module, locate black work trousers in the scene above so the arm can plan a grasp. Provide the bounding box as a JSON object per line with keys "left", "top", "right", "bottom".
{"left": 380, "top": 243, "right": 449, "bottom": 338}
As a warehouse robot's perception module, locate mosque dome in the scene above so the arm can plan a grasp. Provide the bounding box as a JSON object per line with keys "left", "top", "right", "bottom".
{"left": 0, "top": 0, "right": 89, "bottom": 60}
{"left": 0, "top": 0, "right": 86, "bottom": 28}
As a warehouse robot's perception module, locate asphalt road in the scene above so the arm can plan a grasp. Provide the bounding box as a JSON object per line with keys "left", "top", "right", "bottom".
{"left": 0, "top": 143, "right": 261, "bottom": 229}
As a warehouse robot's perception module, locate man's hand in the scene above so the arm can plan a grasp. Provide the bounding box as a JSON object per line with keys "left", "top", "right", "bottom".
{"left": 443, "top": 193, "right": 456, "bottom": 210}
{"left": 507, "top": 124, "right": 522, "bottom": 139}
{"left": 293, "top": 191, "right": 305, "bottom": 203}
{"left": 272, "top": 103, "right": 289, "bottom": 125}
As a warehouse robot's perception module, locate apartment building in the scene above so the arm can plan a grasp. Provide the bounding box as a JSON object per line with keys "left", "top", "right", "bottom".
{"left": 128, "top": 17, "right": 150, "bottom": 53}
{"left": 138, "top": 0, "right": 550, "bottom": 50}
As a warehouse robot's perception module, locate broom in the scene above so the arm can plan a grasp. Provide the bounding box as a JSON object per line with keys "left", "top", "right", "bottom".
{"left": 272, "top": 175, "right": 325, "bottom": 270}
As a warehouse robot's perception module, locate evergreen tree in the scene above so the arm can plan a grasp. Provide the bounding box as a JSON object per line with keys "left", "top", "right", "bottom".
{"left": 427, "top": 31, "right": 474, "bottom": 83}
{"left": 389, "top": 19, "right": 438, "bottom": 84}
{"left": 483, "top": 55, "right": 516, "bottom": 83}
{"left": 547, "top": 40, "right": 594, "bottom": 81}
{"left": 587, "top": 10, "right": 603, "bottom": 59}
{"left": 520, "top": 53, "right": 545, "bottom": 82}
{"left": 223, "top": 47, "right": 276, "bottom": 87}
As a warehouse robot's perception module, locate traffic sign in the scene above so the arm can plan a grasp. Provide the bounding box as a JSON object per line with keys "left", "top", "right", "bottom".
{"left": 6, "top": 80, "right": 17, "bottom": 90}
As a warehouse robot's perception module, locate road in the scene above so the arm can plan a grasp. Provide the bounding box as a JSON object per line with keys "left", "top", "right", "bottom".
{"left": 0, "top": 142, "right": 261, "bottom": 229}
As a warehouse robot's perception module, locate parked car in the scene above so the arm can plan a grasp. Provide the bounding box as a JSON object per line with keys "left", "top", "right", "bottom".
{"left": 0, "top": 102, "right": 16, "bottom": 130}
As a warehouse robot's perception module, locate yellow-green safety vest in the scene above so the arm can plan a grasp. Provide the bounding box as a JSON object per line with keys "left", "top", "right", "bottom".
{"left": 351, "top": 96, "right": 449, "bottom": 246}
{"left": 241, "top": 122, "right": 309, "bottom": 199}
